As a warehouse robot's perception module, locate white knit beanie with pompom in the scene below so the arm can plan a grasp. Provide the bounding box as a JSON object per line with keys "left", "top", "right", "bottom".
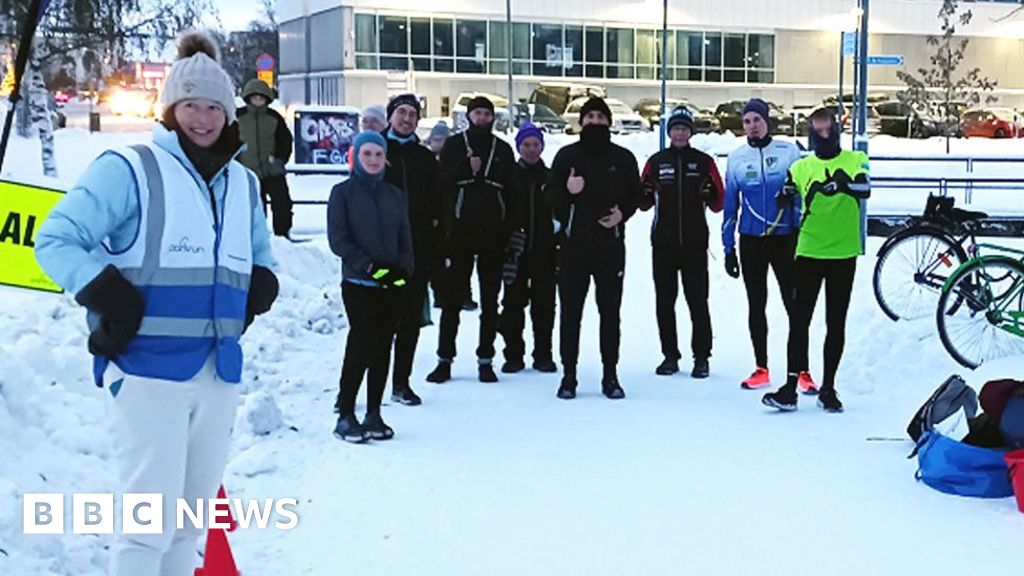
{"left": 160, "top": 31, "right": 237, "bottom": 124}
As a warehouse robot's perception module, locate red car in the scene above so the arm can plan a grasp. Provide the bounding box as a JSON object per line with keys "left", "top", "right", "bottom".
{"left": 53, "top": 90, "right": 71, "bottom": 104}
{"left": 960, "top": 107, "right": 1021, "bottom": 138}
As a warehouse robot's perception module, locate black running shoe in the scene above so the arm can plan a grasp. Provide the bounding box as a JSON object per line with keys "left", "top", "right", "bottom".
{"left": 426, "top": 360, "right": 452, "bottom": 383}
{"left": 602, "top": 375, "right": 626, "bottom": 400}
{"left": 362, "top": 411, "right": 395, "bottom": 440}
{"left": 656, "top": 358, "right": 679, "bottom": 376}
{"left": 557, "top": 374, "right": 577, "bottom": 399}
{"left": 691, "top": 356, "right": 710, "bottom": 379}
{"left": 391, "top": 386, "right": 422, "bottom": 406}
{"left": 479, "top": 363, "right": 499, "bottom": 383}
{"left": 533, "top": 358, "right": 558, "bottom": 373}
{"left": 501, "top": 359, "right": 525, "bottom": 374}
{"left": 817, "top": 389, "right": 844, "bottom": 413}
{"left": 762, "top": 385, "right": 798, "bottom": 412}
{"left": 333, "top": 414, "right": 368, "bottom": 443}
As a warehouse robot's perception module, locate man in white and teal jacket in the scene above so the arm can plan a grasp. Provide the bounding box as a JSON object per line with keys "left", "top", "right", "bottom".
{"left": 34, "top": 32, "right": 278, "bottom": 576}
{"left": 721, "top": 98, "right": 803, "bottom": 391}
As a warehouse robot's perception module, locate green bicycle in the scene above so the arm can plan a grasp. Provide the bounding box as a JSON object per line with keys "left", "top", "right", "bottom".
{"left": 936, "top": 243, "right": 1024, "bottom": 369}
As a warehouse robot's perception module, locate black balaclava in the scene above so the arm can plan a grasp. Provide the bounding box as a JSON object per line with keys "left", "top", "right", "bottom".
{"left": 808, "top": 113, "right": 841, "bottom": 160}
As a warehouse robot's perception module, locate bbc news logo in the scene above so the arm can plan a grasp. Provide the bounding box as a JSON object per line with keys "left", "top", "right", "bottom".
{"left": 23, "top": 493, "right": 299, "bottom": 534}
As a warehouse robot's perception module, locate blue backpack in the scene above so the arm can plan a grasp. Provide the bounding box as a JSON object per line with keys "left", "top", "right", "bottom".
{"left": 915, "top": 431, "right": 1014, "bottom": 498}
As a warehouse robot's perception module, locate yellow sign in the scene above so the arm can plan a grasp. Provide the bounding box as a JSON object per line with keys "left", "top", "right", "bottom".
{"left": 0, "top": 180, "right": 64, "bottom": 293}
{"left": 257, "top": 70, "right": 274, "bottom": 87}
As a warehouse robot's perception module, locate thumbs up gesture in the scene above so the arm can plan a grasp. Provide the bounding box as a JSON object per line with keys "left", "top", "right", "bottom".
{"left": 567, "top": 167, "right": 585, "bottom": 195}
{"left": 467, "top": 147, "right": 482, "bottom": 175}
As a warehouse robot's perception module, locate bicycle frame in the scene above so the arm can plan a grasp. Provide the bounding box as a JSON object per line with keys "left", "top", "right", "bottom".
{"left": 942, "top": 250, "right": 1024, "bottom": 338}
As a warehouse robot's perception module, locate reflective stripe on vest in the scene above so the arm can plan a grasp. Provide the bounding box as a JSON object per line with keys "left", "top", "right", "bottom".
{"left": 90, "top": 143, "right": 256, "bottom": 385}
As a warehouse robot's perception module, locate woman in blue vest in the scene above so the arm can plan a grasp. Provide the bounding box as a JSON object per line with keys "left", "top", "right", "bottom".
{"left": 328, "top": 131, "right": 414, "bottom": 443}
{"left": 34, "top": 32, "right": 278, "bottom": 576}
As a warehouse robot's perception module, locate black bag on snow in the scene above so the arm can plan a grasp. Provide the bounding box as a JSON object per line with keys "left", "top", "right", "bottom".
{"left": 907, "top": 374, "right": 979, "bottom": 444}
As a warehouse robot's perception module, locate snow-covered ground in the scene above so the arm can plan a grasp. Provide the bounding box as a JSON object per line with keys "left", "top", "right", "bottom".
{"left": 2, "top": 127, "right": 1023, "bottom": 575}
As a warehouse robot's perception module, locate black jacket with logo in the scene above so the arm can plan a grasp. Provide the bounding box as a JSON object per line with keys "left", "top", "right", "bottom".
{"left": 640, "top": 145, "right": 724, "bottom": 250}
{"left": 545, "top": 140, "right": 641, "bottom": 250}
{"left": 438, "top": 130, "right": 518, "bottom": 251}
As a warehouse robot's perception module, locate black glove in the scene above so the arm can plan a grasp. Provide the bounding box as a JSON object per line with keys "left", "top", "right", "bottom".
{"left": 828, "top": 168, "right": 853, "bottom": 193}
{"left": 244, "top": 265, "right": 279, "bottom": 332}
{"left": 776, "top": 182, "right": 799, "bottom": 209}
{"left": 724, "top": 252, "right": 740, "bottom": 279}
{"left": 502, "top": 256, "right": 519, "bottom": 286}
{"left": 700, "top": 178, "right": 717, "bottom": 202}
{"left": 506, "top": 230, "right": 526, "bottom": 259}
{"left": 74, "top": 265, "right": 145, "bottom": 357}
{"left": 368, "top": 264, "right": 407, "bottom": 289}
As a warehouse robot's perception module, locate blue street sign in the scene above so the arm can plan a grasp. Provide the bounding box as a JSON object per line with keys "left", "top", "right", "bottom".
{"left": 842, "top": 32, "right": 857, "bottom": 56}
{"left": 865, "top": 55, "right": 904, "bottom": 66}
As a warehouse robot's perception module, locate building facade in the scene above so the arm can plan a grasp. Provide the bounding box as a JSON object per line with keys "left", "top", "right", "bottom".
{"left": 278, "top": 0, "right": 1024, "bottom": 116}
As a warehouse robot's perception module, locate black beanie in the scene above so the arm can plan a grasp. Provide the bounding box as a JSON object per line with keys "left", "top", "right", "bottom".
{"left": 580, "top": 97, "right": 612, "bottom": 123}
{"left": 467, "top": 96, "right": 495, "bottom": 115}
{"left": 387, "top": 93, "right": 421, "bottom": 120}
{"left": 741, "top": 98, "right": 770, "bottom": 123}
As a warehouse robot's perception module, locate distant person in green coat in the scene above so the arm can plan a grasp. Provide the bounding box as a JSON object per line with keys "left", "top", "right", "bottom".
{"left": 237, "top": 78, "right": 294, "bottom": 237}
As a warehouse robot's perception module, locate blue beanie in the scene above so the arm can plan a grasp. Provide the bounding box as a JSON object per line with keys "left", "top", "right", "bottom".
{"left": 351, "top": 131, "right": 387, "bottom": 181}
{"left": 742, "top": 98, "right": 770, "bottom": 123}
{"left": 515, "top": 122, "right": 544, "bottom": 151}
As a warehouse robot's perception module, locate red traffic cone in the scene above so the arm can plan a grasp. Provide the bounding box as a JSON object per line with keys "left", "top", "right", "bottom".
{"left": 194, "top": 525, "right": 240, "bottom": 576}
{"left": 195, "top": 485, "right": 241, "bottom": 576}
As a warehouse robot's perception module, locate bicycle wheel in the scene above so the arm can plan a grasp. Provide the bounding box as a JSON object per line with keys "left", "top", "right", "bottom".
{"left": 936, "top": 257, "right": 1024, "bottom": 369}
{"left": 873, "top": 227, "right": 966, "bottom": 321}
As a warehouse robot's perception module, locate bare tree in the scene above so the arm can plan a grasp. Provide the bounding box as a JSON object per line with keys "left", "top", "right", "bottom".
{"left": 896, "top": 0, "right": 998, "bottom": 147}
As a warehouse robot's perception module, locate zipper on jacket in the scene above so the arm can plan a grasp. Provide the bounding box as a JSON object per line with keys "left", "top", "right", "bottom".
{"left": 677, "top": 153, "right": 684, "bottom": 247}
{"left": 566, "top": 205, "right": 576, "bottom": 238}
{"left": 455, "top": 188, "right": 465, "bottom": 220}
{"left": 255, "top": 113, "right": 264, "bottom": 178}
{"left": 528, "top": 176, "right": 536, "bottom": 251}
{"left": 760, "top": 146, "right": 769, "bottom": 236}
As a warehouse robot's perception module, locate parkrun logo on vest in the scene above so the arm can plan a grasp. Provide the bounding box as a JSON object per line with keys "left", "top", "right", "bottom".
{"left": 168, "top": 236, "right": 206, "bottom": 255}
{"left": 22, "top": 493, "right": 299, "bottom": 534}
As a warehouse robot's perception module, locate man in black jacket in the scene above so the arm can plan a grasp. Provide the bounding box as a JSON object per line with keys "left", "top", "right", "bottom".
{"left": 382, "top": 93, "right": 446, "bottom": 406}
{"left": 500, "top": 122, "right": 557, "bottom": 374}
{"left": 640, "top": 106, "right": 724, "bottom": 379}
{"left": 427, "top": 96, "right": 519, "bottom": 384}
{"left": 546, "top": 97, "right": 641, "bottom": 400}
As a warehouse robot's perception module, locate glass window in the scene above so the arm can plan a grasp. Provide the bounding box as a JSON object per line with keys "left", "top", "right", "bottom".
{"left": 356, "top": 55, "right": 378, "bottom": 70}
{"left": 379, "top": 16, "right": 407, "bottom": 55}
{"left": 513, "top": 23, "right": 531, "bottom": 60}
{"left": 533, "top": 23, "right": 564, "bottom": 77}
{"left": 657, "top": 29, "right": 676, "bottom": 68}
{"left": 585, "top": 26, "right": 604, "bottom": 78}
{"left": 356, "top": 14, "right": 376, "bottom": 54}
{"left": 456, "top": 20, "right": 486, "bottom": 58}
{"left": 724, "top": 69, "right": 745, "bottom": 82}
{"left": 381, "top": 57, "right": 408, "bottom": 71}
{"left": 704, "top": 32, "right": 721, "bottom": 67}
{"left": 412, "top": 58, "right": 430, "bottom": 71}
{"left": 748, "top": 70, "right": 774, "bottom": 83}
{"left": 434, "top": 58, "right": 454, "bottom": 72}
{"left": 677, "top": 31, "right": 702, "bottom": 67}
{"left": 676, "top": 67, "right": 702, "bottom": 81}
{"left": 433, "top": 19, "right": 453, "bottom": 57}
{"left": 636, "top": 29, "right": 656, "bottom": 66}
{"left": 724, "top": 33, "right": 745, "bottom": 68}
{"left": 565, "top": 26, "right": 583, "bottom": 77}
{"left": 410, "top": 19, "right": 430, "bottom": 55}
{"left": 747, "top": 34, "right": 774, "bottom": 70}
{"left": 489, "top": 22, "right": 508, "bottom": 59}
{"left": 705, "top": 68, "right": 721, "bottom": 82}
{"left": 606, "top": 28, "right": 634, "bottom": 79}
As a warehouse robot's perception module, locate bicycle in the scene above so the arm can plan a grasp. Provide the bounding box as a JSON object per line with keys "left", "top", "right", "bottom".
{"left": 872, "top": 195, "right": 989, "bottom": 322}
{"left": 936, "top": 244, "right": 1024, "bottom": 369}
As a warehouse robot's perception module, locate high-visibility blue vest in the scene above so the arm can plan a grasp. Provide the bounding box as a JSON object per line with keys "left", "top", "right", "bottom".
{"left": 90, "top": 144, "right": 257, "bottom": 385}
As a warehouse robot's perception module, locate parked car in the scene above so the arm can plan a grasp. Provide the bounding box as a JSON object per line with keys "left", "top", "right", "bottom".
{"left": 714, "top": 99, "right": 795, "bottom": 136}
{"left": 875, "top": 101, "right": 939, "bottom": 138}
{"left": 562, "top": 97, "right": 647, "bottom": 134}
{"left": 960, "top": 107, "right": 1021, "bottom": 138}
{"left": 512, "top": 102, "right": 567, "bottom": 133}
{"left": 529, "top": 82, "right": 605, "bottom": 116}
{"left": 451, "top": 92, "right": 513, "bottom": 133}
{"left": 633, "top": 98, "right": 720, "bottom": 133}
{"left": 52, "top": 89, "right": 71, "bottom": 104}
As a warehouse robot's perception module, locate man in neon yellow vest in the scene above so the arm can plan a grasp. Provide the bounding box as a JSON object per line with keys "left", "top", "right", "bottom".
{"left": 762, "top": 107, "right": 870, "bottom": 413}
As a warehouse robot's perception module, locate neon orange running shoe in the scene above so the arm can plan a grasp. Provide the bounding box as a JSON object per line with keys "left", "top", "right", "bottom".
{"left": 741, "top": 367, "right": 771, "bottom": 390}
{"left": 797, "top": 371, "right": 819, "bottom": 395}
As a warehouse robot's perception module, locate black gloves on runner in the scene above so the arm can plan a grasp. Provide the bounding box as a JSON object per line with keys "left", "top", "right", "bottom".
{"left": 367, "top": 263, "right": 408, "bottom": 289}
{"left": 75, "top": 265, "right": 146, "bottom": 357}
{"left": 503, "top": 230, "right": 527, "bottom": 285}
{"left": 725, "top": 252, "right": 740, "bottom": 279}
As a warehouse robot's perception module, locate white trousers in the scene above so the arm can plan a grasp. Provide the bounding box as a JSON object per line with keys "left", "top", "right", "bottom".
{"left": 107, "top": 355, "right": 240, "bottom": 576}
